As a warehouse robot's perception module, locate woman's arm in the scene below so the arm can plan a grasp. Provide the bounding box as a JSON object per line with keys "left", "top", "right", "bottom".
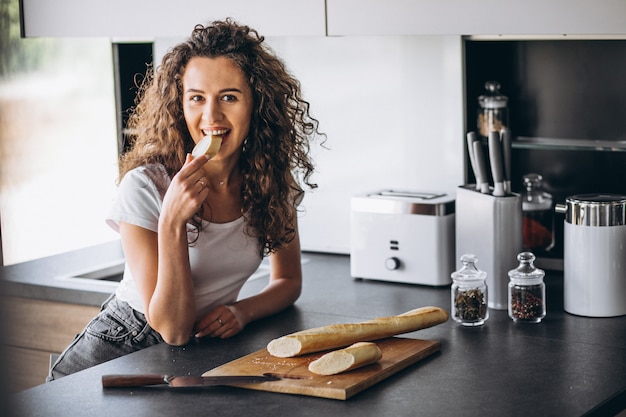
{"left": 118, "top": 223, "right": 195, "bottom": 346}
{"left": 120, "top": 154, "right": 209, "bottom": 346}
{"left": 193, "top": 221, "right": 303, "bottom": 339}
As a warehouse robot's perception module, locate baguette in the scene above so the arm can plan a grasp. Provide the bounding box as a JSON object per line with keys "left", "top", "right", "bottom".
{"left": 308, "top": 342, "right": 382, "bottom": 376}
{"left": 191, "top": 134, "right": 222, "bottom": 159}
{"left": 267, "top": 306, "right": 448, "bottom": 358}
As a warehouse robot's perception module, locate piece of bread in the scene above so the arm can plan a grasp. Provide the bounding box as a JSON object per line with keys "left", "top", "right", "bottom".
{"left": 308, "top": 342, "right": 382, "bottom": 375}
{"left": 191, "top": 135, "right": 222, "bottom": 159}
{"left": 267, "top": 306, "right": 448, "bottom": 358}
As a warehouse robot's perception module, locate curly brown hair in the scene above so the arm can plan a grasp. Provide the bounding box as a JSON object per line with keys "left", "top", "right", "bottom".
{"left": 120, "top": 19, "right": 322, "bottom": 255}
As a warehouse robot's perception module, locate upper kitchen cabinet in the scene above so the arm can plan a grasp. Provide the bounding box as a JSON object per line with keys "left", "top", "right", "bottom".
{"left": 326, "top": 0, "right": 626, "bottom": 36}
{"left": 20, "top": 0, "right": 326, "bottom": 39}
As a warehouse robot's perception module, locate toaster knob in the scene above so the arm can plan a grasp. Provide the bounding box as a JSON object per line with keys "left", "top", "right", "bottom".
{"left": 385, "top": 257, "right": 401, "bottom": 271}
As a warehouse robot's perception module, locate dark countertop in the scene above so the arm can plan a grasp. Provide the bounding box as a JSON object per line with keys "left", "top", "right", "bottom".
{"left": 5, "top": 249, "right": 626, "bottom": 417}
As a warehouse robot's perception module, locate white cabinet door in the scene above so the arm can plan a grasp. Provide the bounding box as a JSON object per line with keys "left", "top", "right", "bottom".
{"left": 21, "top": 0, "right": 326, "bottom": 38}
{"left": 327, "top": 0, "right": 626, "bottom": 36}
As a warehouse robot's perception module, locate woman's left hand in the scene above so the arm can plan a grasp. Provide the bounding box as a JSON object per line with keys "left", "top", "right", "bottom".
{"left": 193, "top": 304, "right": 245, "bottom": 339}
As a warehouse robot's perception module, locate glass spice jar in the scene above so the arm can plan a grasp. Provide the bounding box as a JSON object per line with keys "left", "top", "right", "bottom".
{"left": 451, "top": 254, "right": 488, "bottom": 326}
{"left": 508, "top": 252, "right": 546, "bottom": 323}
{"left": 522, "top": 174, "right": 555, "bottom": 253}
{"left": 477, "top": 81, "right": 509, "bottom": 139}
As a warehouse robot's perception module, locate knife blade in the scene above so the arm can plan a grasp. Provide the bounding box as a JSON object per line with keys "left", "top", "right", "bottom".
{"left": 500, "top": 128, "right": 512, "bottom": 194}
{"left": 472, "top": 140, "right": 490, "bottom": 194}
{"left": 466, "top": 131, "right": 481, "bottom": 191}
{"left": 488, "top": 131, "right": 506, "bottom": 197}
{"left": 101, "top": 373, "right": 280, "bottom": 388}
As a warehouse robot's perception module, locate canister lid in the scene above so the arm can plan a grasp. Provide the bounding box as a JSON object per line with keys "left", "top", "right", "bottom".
{"left": 562, "top": 194, "right": 626, "bottom": 226}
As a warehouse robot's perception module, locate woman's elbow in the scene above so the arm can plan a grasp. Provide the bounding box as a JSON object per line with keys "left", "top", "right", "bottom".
{"left": 147, "top": 315, "right": 192, "bottom": 346}
{"left": 160, "top": 330, "right": 192, "bottom": 346}
{"left": 288, "top": 278, "right": 302, "bottom": 304}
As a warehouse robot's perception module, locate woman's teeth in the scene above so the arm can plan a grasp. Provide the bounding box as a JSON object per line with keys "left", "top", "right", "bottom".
{"left": 202, "top": 129, "right": 228, "bottom": 137}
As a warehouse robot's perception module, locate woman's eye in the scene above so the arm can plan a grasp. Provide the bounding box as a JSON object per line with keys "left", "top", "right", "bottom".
{"left": 222, "top": 94, "right": 237, "bottom": 103}
{"left": 190, "top": 95, "right": 204, "bottom": 103}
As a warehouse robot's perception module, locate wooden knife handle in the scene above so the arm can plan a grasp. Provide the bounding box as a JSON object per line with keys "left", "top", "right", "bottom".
{"left": 102, "top": 374, "right": 167, "bottom": 388}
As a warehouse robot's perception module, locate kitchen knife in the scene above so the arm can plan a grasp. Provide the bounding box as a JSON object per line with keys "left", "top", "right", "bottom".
{"left": 102, "top": 373, "right": 280, "bottom": 388}
{"left": 466, "top": 131, "right": 481, "bottom": 190}
{"left": 488, "top": 131, "right": 506, "bottom": 197}
{"left": 500, "top": 128, "right": 512, "bottom": 194}
{"left": 472, "top": 140, "right": 490, "bottom": 194}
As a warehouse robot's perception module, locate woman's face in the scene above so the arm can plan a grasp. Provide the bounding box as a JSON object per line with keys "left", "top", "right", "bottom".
{"left": 182, "top": 56, "right": 253, "bottom": 160}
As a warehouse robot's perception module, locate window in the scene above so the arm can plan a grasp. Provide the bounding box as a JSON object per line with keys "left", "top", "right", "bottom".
{"left": 0, "top": 0, "right": 120, "bottom": 265}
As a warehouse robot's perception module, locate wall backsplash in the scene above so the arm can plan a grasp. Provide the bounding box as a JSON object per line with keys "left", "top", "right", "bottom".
{"left": 263, "top": 36, "right": 465, "bottom": 254}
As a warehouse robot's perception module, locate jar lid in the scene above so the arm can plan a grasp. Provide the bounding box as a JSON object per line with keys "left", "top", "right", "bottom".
{"left": 523, "top": 173, "right": 544, "bottom": 191}
{"left": 452, "top": 254, "right": 487, "bottom": 281}
{"left": 562, "top": 194, "right": 626, "bottom": 226}
{"left": 508, "top": 252, "right": 544, "bottom": 281}
{"left": 478, "top": 81, "right": 508, "bottom": 109}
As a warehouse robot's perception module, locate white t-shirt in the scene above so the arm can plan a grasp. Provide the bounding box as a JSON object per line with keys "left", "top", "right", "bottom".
{"left": 106, "top": 164, "right": 263, "bottom": 318}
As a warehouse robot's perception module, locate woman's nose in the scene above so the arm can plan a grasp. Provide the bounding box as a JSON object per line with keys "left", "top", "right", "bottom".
{"left": 201, "top": 100, "right": 222, "bottom": 121}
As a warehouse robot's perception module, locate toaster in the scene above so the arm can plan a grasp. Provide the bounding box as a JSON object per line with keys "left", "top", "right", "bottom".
{"left": 350, "top": 190, "right": 455, "bottom": 286}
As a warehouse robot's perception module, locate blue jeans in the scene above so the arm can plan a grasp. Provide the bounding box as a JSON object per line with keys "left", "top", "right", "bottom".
{"left": 47, "top": 295, "right": 163, "bottom": 381}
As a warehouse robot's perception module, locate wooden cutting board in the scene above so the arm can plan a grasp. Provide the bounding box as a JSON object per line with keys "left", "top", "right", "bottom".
{"left": 202, "top": 337, "right": 440, "bottom": 400}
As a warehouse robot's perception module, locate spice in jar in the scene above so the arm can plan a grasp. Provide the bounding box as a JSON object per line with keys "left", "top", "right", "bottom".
{"left": 510, "top": 284, "right": 544, "bottom": 320}
{"left": 508, "top": 252, "right": 546, "bottom": 323}
{"left": 451, "top": 254, "right": 488, "bottom": 326}
{"left": 454, "top": 288, "right": 487, "bottom": 322}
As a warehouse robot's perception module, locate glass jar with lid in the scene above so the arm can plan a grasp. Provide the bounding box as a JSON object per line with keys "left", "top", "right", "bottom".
{"left": 477, "top": 81, "right": 509, "bottom": 139}
{"left": 522, "top": 173, "right": 555, "bottom": 253}
{"left": 508, "top": 252, "right": 546, "bottom": 323}
{"left": 451, "top": 254, "right": 489, "bottom": 326}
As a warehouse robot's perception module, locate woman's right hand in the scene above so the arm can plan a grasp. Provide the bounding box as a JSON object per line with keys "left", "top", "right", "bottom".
{"left": 160, "top": 153, "right": 210, "bottom": 227}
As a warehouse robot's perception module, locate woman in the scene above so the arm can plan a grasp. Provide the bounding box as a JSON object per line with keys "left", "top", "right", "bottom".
{"left": 47, "top": 19, "right": 321, "bottom": 380}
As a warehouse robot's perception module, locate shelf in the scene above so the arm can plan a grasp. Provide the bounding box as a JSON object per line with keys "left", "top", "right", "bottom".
{"left": 513, "top": 136, "right": 626, "bottom": 152}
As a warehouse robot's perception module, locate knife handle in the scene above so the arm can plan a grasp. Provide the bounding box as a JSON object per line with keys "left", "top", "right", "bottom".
{"left": 466, "top": 132, "right": 480, "bottom": 190}
{"left": 488, "top": 131, "right": 505, "bottom": 197}
{"left": 102, "top": 374, "right": 167, "bottom": 388}
{"left": 500, "top": 128, "right": 512, "bottom": 193}
{"left": 472, "top": 140, "right": 490, "bottom": 194}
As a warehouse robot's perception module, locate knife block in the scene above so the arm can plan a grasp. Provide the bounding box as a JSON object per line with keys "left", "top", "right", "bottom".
{"left": 455, "top": 186, "right": 523, "bottom": 310}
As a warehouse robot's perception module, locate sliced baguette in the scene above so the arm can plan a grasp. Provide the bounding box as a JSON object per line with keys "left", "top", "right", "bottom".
{"left": 267, "top": 306, "right": 448, "bottom": 358}
{"left": 191, "top": 134, "right": 222, "bottom": 159}
{"left": 308, "top": 342, "right": 382, "bottom": 376}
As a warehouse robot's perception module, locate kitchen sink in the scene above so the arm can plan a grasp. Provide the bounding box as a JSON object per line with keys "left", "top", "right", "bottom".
{"left": 56, "top": 259, "right": 126, "bottom": 290}
{"left": 74, "top": 261, "right": 125, "bottom": 282}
